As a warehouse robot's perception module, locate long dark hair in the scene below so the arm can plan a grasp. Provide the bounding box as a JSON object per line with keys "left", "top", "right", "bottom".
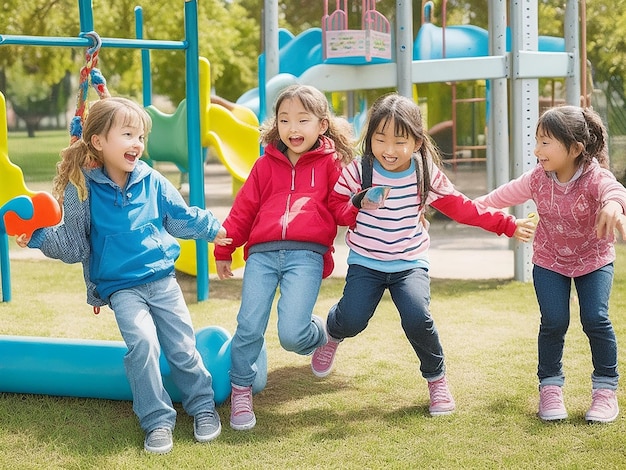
{"left": 360, "top": 93, "right": 442, "bottom": 209}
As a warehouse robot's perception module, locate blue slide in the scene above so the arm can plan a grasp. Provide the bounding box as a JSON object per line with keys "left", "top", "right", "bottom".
{"left": 414, "top": 22, "right": 564, "bottom": 60}
{"left": 237, "top": 28, "right": 324, "bottom": 117}
{"left": 237, "top": 24, "right": 565, "bottom": 117}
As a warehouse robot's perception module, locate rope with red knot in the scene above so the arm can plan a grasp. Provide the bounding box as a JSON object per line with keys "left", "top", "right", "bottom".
{"left": 70, "top": 32, "right": 111, "bottom": 315}
{"left": 69, "top": 31, "right": 111, "bottom": 145}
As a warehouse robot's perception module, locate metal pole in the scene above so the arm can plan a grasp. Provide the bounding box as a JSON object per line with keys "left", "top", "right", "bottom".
{"left": 395, "top": 0, "right": 413, "bottom": 98}
{"left": 489, "top": 0, "right": 509, "bottom": 190}
{"left": 510, "top": 0, "right": 539, "bottom": 282}
{"left": 564, "top": 0, "right": 581, "bottom": 105}
{"left": 183, "top": 0, "right": 209, "bottom": 301}
{"left": 263, "top": 0, "right": 279, "bottom": 118}
{"left": 135, "top": 7, "right": 152, "bottom": 107}
{"left": 78, "top": 0, "right": 94, "bottom": 33}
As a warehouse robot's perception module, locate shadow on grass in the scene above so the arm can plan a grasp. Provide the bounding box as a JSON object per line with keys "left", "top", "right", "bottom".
{"left": 216, "top": 364, "right": 437, "bottom": 444}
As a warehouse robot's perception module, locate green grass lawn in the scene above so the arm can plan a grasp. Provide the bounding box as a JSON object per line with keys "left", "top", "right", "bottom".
{"left": 1, "top": 244, "right": 626, "bottom": 469}
{"left": 6, "top": 130, "right": 68, "bottom": 184}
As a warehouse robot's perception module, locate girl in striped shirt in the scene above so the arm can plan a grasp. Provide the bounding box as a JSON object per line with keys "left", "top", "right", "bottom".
{"left": 311, "top": 93, "right": 534, "bottom": 415}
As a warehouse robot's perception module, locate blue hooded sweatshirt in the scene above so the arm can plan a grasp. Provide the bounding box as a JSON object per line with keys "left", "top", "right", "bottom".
{"left": 29, "top": 160, "right": 223, "bottom": 305}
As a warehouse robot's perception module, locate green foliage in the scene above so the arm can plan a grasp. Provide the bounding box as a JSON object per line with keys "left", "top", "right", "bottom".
{"left": 1, "top": 1, "right": 626, "bottom": 131}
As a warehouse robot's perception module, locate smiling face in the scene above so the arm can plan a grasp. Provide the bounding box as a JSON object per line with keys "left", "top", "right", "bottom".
{"left": 370, "top": 117, "right": 422, "bottom": 172}
{"left": 534, "top": 125, "right": 583, "bottom": 182}
{"left": 276, "top": 97, "right": 328, "bottom": 163}
{"left": 90, "top": 111, "right": 147, "bottom": 188}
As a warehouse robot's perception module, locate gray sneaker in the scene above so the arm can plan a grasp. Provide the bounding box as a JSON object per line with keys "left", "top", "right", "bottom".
{"left": 144, "top": 427, "right": 173, "bottom": 454}
{"left": 194, "top": 410, "right": 222, "bottom": 442}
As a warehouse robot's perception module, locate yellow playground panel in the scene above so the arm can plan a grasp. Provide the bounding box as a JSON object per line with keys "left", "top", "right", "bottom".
{"left": 176, "top": 239, "right": 245, "bottom": 277}
{"left": 198, "top": 57, "right": 260, "bottom": 195}
{"left": 0, "top": 92, "right": 61, "bottom": 237}
{"left": 144, "top": 58, "right": 253, "bottom": 276}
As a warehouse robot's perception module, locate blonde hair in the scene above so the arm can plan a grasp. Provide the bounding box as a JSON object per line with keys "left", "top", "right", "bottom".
{"left": 53, "top": 97, "right": 152, "bottom": 201}
{"left": 259, "top": 84, "right": 355, "bottom": 165}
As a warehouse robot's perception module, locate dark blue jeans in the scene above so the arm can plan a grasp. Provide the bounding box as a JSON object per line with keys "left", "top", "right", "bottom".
{"left": 533, "top": 263, "right": 618, "bottom": 390}
{"left": 326, "top": 264, "right": 445, "bottom": 380}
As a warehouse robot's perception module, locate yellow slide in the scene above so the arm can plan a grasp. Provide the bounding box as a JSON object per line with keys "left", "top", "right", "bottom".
{"left": 174, "top": 58, "right": 257, "bottom": 277}
{"left": 198, "top": 57, "right": 260, "bottom": 195}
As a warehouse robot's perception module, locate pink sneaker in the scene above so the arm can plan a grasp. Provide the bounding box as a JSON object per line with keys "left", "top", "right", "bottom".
{"left": 230, "top": 384, "right": 256, "bottom": 430}
{"left": 427, "top": 376, "right": 456, "bottom": 416}
{"left": 311, "top": 337, "right": 340, "bottom": 378}
{"left": 585, "top": 388, "right": 619, "bottom": 423}
{"left": 538, "top": 385, "right": 568, "bottom": 421}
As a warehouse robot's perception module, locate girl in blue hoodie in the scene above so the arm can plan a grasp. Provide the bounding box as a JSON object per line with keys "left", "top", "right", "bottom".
{"left": 17, "top": 97, "right": 231, "bottom": 454}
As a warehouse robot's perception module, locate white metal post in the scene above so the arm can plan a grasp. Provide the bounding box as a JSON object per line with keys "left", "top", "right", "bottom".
{"left": 510, "top": 0, "right": 539, "bottom": 282}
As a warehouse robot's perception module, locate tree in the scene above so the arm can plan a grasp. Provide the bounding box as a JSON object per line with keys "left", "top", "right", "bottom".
{"left": 0, "top": 0, "right": 79, "bottom": 136}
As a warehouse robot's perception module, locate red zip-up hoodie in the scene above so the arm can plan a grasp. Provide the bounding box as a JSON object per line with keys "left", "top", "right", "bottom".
{"left": 213, "top": 135, "right": 344, "bottom": 278}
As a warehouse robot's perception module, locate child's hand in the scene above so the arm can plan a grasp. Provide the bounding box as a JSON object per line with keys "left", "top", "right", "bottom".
{"left": 213, "top": 227, "right": 233, "bottom": 246}
{"left": 513, "top": 217, "right": 536, "bottom": 243}
{"left": 595, "top": 201, "right": 625, "bottom": 240}
{"left": 16, "top": 233, "right": 31, "bottom": 248}
{"left": 215, "top": 260, "right": 233, "bottom": 280}
{"left": 352, "top": 186, "right": 390, "bottom": 210}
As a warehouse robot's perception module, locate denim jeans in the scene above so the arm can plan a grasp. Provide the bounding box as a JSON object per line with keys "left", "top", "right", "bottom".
{"left": 230, "top": 250, "right": 326, "bottom": 387}
{"left": 326, "top": 264, "right": 446, "bottom": 380}
{"left": 109, "top": 275, "right": 215, "bottom": 432}
{"left": 533, "top": 264, "right": 619, "bottom": 390}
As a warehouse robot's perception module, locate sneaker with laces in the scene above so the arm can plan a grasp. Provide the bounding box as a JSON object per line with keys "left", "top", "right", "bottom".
{"left": 311, "top": 338, "right": 340, "bottom": 378}
{"left": 311, "top": 317, "right": 340, "bottom": 378}
{"left": 194, "top": 409, "right": 222, "bottom": 442}
{"left": 144, "top": 427, "right": 173, "bottom": 454}
{"left": 585, "top": 388, "right": 619, "bottom": 423}
{"left": 230, "top": 384, "right": 256, "bottom": 430}
{"left": 538, "top": 385, "right": 568, "bottom": 421}
{"left": 427, "top": 376, "right": 456, "bottom": 416}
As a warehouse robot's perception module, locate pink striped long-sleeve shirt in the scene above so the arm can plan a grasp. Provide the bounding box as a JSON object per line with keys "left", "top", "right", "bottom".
{"left": 329, "top": 157, "right": 517, "bottom": 273}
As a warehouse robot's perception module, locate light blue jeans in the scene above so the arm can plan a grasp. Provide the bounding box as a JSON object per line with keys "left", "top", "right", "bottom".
{"left": 230, "top": 250, "right": 327, "bottom": 387}
{"left": 109, "top": 275, "right": 215, "bottom": 433}
{"left": 533, "top": 264, "right": 619, "bottom": 390}
{"left": 326, "top": 264, "right": 446, "bottom": 381}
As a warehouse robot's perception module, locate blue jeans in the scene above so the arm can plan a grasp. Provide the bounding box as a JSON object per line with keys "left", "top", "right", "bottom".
{"left": 109, "top": 275, "right": 215, "bottom": 432}
{"left": 326, "top": 264, "right": 446, "bottom": 380}
{"left": 230, "top": 250, "right": 327, "bottom": 387}
{"left": 533, "top": 264, "right": 619, "bottom": 390}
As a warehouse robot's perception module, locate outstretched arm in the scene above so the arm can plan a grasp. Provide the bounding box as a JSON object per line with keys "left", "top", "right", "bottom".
{"left": 596, "top": 200, "right": 626, "bottom": 240}
{"left": 430, "top": 192, "right": 518, "bottom": 238}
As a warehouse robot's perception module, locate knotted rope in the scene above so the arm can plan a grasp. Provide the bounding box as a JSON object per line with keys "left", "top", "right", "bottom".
{"left": 69, "top": 31, "right": 111, "bottom": 144}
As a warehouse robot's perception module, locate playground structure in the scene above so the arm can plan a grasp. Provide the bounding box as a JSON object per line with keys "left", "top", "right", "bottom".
{"left": 0, "top": 325, "right": 267, "bottom": 406}
{"left": 0, "top": 0, "right": 585, "bottom": 403}
{"left": 1, "top": 0, "right": 581, "bottom": 298}
{"left": 1, "top": 0, "right": 585, "bottom": 285}
{"left": 322, "top": 0, "right": 392, "bottom": 64}
{"left": 0, "top": 0, "right": 266, "bottom": 403}
{"left": 0, "top": 92, "right": 62, "bottom": 302}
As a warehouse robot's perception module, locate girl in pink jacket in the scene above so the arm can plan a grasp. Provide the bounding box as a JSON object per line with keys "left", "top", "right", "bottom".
{"left": 475, "top": 106, "right": 626, "bottom": 423}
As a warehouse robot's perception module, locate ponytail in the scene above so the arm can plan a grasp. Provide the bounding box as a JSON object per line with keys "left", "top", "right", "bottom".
{"left": 52, "top": 139, "right": 100, "bottom": 202}
{"left": 581, "top": 108, "right": 609, "bottom": 169}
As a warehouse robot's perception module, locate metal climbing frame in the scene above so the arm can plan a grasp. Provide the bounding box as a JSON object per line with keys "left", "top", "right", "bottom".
{"left": 0, "top": 0, "right": 212, "bottom": 301}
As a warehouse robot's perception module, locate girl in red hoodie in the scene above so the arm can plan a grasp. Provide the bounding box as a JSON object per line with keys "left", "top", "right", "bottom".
{"left": 214, "top": 85, "right": 354, "bottom": 430}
